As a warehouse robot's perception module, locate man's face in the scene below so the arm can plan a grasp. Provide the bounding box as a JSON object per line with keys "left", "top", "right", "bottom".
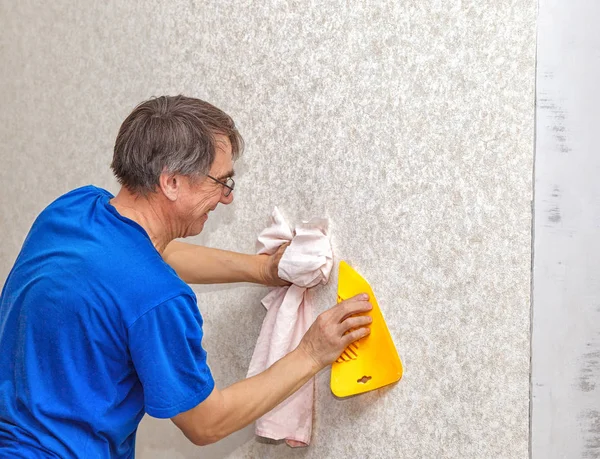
{"left": 178, "top": 134, "right": 235, "bottom": 237}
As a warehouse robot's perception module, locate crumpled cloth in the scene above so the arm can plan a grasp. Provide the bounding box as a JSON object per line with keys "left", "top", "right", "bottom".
{"left": 246, "top": 207, "right": 333, "bottom": 447}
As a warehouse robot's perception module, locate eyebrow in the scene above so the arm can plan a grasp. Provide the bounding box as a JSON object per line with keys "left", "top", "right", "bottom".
{"left": 216, "top": 170, "right": 235, "bottom": 181}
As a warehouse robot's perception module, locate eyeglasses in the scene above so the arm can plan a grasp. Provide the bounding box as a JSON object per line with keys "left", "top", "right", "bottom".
{"left": 206, "top": 175, "right": 235, "bottom": 197}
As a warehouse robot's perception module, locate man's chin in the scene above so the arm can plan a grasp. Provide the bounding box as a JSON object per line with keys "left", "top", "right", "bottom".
{"left": 192, "top": 218, "right": 207, "bottom": 236}
{"left": 183, "top": 214, "right": 208, "bottom": 238}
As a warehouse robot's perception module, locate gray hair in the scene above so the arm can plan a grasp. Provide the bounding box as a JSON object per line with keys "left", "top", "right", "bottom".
{"left": 111, "top": 95, "right": 243, "bottom": 194}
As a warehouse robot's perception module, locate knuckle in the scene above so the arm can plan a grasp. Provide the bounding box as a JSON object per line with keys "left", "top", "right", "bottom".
{"left": 342, "top": 317, "right": 358, "bottom": 329}
{"left": 342, "top": 301, "right": 358, "bottom": 314}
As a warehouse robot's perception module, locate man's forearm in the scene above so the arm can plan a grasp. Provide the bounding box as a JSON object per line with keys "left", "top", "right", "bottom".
{"left": 162, "top": 241, "right": 268, "bottom": 285}
{"left": 173, "top": 346, "right": 320, "bottom": 445}
{"left": 218, "top": 347, "right": 318, "bottom": 437}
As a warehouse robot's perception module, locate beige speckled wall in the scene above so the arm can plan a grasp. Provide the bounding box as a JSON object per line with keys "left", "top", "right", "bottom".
{"left": 0, "top": 1, "right": 535, "bottom": 458}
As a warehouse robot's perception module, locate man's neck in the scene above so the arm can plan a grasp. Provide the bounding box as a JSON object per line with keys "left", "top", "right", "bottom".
{"left": 110, "top": 187, "right": 176, "bottom": 254}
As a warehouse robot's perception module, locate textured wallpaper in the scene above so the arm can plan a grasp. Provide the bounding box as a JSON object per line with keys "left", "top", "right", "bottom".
{"left": 0, "top": 1, "right": 535, "bottom": 458}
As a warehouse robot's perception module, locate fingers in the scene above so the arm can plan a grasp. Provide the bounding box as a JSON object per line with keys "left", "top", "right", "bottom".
{"left": 276, "top": 241, "right": 291, "bottom": 257}
{"left": 335, "top": 293, "right": 372, "bottom": 322}
{"left": 262, "top": 242, "right": 292, "bottom": 286}
{"left": 341, "top": 326, "right": 371, "bottom": 348}
{"left": 340, "top": 314, "right": 372, "bottom": 333}
{"left": 298, "top": 293, "right": 374, "bottom": 368}
{"left": 338, "top": 314, "right": 372, "bottom": 348}
{"left": 349, "top": 293, "right": 369, "bottom": 301}
{"left": 336, "top": 295, "right": 372, "bottom": 349}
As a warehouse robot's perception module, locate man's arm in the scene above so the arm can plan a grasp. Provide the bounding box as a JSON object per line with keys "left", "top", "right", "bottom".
{"left": 162, "top": 240, "right": 289, "bottom": 286}
{"left": 171, "top": 295, "right": 372, "bottom": 446}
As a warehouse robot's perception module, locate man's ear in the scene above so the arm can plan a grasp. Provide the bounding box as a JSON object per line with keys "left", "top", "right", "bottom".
{"left": 158, "top": 172, "right": 180, "bottom": 202}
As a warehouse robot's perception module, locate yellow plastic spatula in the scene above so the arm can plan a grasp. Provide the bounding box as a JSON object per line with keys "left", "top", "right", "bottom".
{"left": 330, "top": 261, "right": 403, "bottom": 397}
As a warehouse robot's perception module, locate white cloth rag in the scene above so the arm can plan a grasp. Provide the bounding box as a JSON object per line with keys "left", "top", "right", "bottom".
{"left": 246, "top": 207, "right": 333, "bottom": 447}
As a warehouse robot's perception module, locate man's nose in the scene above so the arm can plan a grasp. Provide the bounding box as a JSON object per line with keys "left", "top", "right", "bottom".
{"left": 220, "top": 190, "right": 234, "bottom": 205}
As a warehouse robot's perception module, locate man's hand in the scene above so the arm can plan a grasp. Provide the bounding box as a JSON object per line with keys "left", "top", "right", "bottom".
{"left": 258, "top": 242, "right": 292, "bottom": 287}
{"left": 297, "top": 293, "right": 373, "bottom": 370}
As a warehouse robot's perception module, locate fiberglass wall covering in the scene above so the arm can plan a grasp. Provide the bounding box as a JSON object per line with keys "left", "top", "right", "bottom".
{"left": 0, "top": 2, "right": 535, "bottom": 458}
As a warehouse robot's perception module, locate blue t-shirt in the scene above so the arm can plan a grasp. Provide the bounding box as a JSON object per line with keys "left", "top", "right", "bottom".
{"left": 0, "top": 186, "right": 215, "bottom": 458}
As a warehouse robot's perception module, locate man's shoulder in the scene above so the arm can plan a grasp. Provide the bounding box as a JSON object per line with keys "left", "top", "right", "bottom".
{"left": 46, "top": 184, "right": 111, "bottom": 207}
{"left": 32, "top": 185, "right": 112, "bottom": 224}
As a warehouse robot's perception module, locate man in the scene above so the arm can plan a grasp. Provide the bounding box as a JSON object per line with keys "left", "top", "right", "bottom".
{"left": 0, "top": 95, "right": 372, "bottom": 457}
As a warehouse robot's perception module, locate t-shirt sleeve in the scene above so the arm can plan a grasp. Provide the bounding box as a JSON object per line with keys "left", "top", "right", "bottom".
{"left": 128, "top": 294, "right": 215, "bottom": 419}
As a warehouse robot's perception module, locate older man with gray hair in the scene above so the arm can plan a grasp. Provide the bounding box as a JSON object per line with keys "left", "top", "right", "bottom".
{"left": 0, "top": 95, "right": 372, "bottom": 457}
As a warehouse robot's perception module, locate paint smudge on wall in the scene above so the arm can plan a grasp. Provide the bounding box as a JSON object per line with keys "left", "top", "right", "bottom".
{"left": 538, "top": 91, "right": 571, "bottom": 153}
{"left": 579, "top": 348, "right": 600, "bottom": 392}
{"left": 548, "top": 206, "right": 561, "bottom": 223}
{"left": 582, "top": 410, "right": 600, "bottom": 458}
